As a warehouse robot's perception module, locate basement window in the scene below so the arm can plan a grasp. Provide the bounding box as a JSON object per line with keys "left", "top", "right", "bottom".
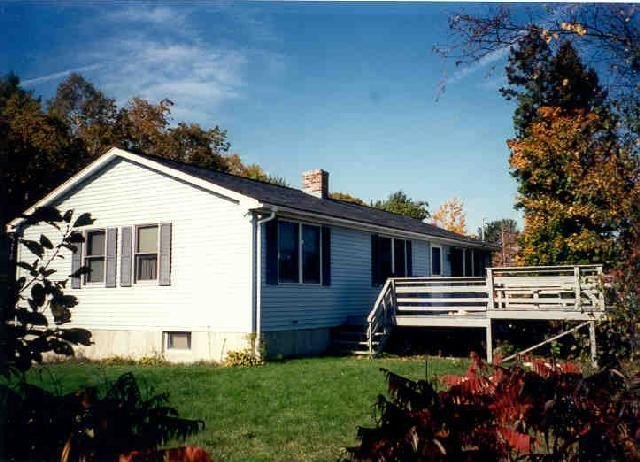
{"left": 166, "top": 332, "right": 191, "bottom": 350}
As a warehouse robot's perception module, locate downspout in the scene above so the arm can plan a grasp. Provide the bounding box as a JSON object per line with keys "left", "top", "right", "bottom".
{"left": 252, "top": 209, "right": 277, "bottom": 357}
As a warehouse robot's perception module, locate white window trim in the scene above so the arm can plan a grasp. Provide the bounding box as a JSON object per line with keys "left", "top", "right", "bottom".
{"left": 278, "top": 220, "right": 323, "bottom": 286}
{"left": 134, "top": 224, "right": 160, "bottom": 284}
{"left": 431, "top": 245, "right": 443, "bottom": 276}
{"left": 164, "top": 331, "right": 192, "bottom": 351}
{"left": 83, "top": 229, "right": 106, "bottom": 286}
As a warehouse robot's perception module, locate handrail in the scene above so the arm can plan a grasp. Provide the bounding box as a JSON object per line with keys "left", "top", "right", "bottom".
{"left": 367, "top": 279, "right": 392, "bottom": 323}
{"left": 366, "top": 278, "right": 395, "bottom": 356}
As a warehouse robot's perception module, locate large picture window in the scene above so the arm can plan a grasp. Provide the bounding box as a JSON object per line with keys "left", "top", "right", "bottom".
{"left": 84, "top": 230, "right": 106, "bottom": 283}
{"left": 464, "top": 248, "right": 473, "bottom": 277}
{"left": 135, "top": 225, "right": 159, "bottom": 281}
{"left": 371, "top": 235, "right": 411, "bottom": 285}
{"left": 302, "top": 224, "right": 321, "bottom": 284}
{"left": 431, "top": 246, "right": 442, "bottom": 276}
{"left": 278, "top": 221, "right": 322, "bottom": 284}
{"left": 278, "top": 221, "right": 300, "bottom": 283}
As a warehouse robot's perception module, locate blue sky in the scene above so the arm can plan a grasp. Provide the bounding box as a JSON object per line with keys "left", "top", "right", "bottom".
{"left": 2, "top": 2, "right": 523, "bottom": 232}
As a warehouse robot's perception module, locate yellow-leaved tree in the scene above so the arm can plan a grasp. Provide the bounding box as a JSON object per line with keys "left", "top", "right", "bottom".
{"left": 432, "top": 196, "right": 467, "bottom": 235}
{"left": 508, "top": 107, "right": 638, "bottom": 265}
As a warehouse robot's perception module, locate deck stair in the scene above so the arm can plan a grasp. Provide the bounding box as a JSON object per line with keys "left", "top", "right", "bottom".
{"left": 331, "top": 324, "right": 383, "bottom": 355}
{"left": 345, "top": 265, "right": 607, "bottom": 362}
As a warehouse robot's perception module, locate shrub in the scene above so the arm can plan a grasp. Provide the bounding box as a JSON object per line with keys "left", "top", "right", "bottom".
{"left": 223, "top": 348, "right": 263, "bottom": 368}
{"left": 4, "top": 372, "right": 204, "bottom": 461}
{"left": 344, "top": 353, "right": 640, "bottom": 461}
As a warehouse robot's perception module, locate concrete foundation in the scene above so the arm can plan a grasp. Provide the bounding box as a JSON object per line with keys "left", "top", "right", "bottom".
{"left": 73, "top": 329, "right": 251, "bottom": 363}
{"left": 262, "top": 327, "right": 331, "bottom": 358}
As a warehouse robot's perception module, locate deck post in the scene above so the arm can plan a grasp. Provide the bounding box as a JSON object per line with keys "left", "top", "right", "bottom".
{"left": 589, "top": 321, "right": 598, "bottom": 368}
{"left": 486, "top": 268, "right": 494, "bottom": 311}
{"left": 574, "top": 266, "right": 582, "bottom": 310}
{"left": 485, "top": 320, "right": 493, "bottom": 364}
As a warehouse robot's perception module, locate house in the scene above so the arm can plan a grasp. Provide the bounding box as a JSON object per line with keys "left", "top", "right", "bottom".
{"left": 11, "top": 147, "right": 495, "bottom": 361}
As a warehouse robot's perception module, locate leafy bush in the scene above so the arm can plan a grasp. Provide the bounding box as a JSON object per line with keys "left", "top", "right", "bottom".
{"left": 223, "top": 348, "right": 263, "bottom": 368}
{"left": 6, "top": 207, "right": 94, "bottom": 375}
{"left": 4, "top": 372, "right": 205, "bottom": 461}
{"left": 344, "top": 354, "right": 640, "bottom": 461}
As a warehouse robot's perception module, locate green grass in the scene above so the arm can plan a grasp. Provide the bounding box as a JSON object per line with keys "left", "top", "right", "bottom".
{"left": 27, "top": 355, "right": 467, "bottom": 462}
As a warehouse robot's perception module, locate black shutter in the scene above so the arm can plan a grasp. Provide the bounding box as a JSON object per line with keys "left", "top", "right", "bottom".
{"left": 265, "top": 218, "right": 278, "bottom": 285}
{"left": 159, "top": 223, "right": 172, "bottom": 286}
{"left": 105, "top": 228, "right": 117, "bottom": 288}
{"left": 70, "top": 237, "right": 83, "bottom": 289}
{"left": 371, "top": 234, "right": 379, "bottom": 286}
{"left": 406, "top": 240, "right": 413, "bottom": 277}
{"left": 120, "top": 227, "right": 132, "bottom": 287}
{"left": 321, "top": 226, "right": 331, "bottom": 286}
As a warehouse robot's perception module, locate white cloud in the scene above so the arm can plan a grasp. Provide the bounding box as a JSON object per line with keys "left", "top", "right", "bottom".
{"left": 21, "top": 4, "right": 283, "bottom": 125}
{"left": 87, "top": 39, "right": 247, "bottom": 122}
{"left": 106, "top": 5, "right": 191, "bottom": 27}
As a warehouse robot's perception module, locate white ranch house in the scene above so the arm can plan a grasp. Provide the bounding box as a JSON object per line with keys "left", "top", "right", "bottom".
{"left": 11, "top": 147, "right": 495, "bottom": 362}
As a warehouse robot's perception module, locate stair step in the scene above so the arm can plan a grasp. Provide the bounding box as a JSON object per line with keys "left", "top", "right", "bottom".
{"left": 333, "top": 339, "right": 379, "bottom": 347}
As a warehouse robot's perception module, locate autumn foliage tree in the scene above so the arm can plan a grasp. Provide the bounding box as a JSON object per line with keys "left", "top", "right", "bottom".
{"left": 2, "top": 72, "right": 285, "bottom": 223}
{"left": 432, "top": 196, "right": 467, "bottom": 235}
{"left": 509, "top": 108, "right": 637, "bottom": 266}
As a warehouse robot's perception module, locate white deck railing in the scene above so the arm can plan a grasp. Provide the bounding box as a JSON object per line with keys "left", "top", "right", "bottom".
{"left": 488, "top": 265, "right": 605, "bottom": 312}
{"left": 365, "top": 265, "right": 606, "bottom": 356}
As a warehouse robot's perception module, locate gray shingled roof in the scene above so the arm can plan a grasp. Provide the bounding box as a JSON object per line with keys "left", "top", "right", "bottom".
{"left": 137, "top": 154, "right": 493, "bottom": 248}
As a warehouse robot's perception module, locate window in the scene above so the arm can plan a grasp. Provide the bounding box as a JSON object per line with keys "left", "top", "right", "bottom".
{"left": 135, "top": 225, "right": 158, "bottom": 281}
{"left": 166, "top": 332, "right": 191, "bottom": 350}
{"left": 302, "top": 224, "right": 321, "bottom": 284}
{"left": 464, "top": 248, "right": 473, "bottom": 277}
{"left": 84, "top": 230, "right": 106, "bottom": 283}
{"left": 278, "top": 221, "right": 300, "bottom": 283}
{"left": 372, "top": 235, "right": 410, "bottom": 285}
{"left": 278, "top": 221, "right": 322, "bottom": 284}
{"left": 431, "top": 246, "right": 442, "bottom": 276}
{"left": 394, "top": 239, "right": 407, "bottom": 277}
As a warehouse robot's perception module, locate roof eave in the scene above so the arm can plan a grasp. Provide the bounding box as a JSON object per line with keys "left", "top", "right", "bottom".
{"left": 252, "top": 203, "right": 495, "bottom": 250}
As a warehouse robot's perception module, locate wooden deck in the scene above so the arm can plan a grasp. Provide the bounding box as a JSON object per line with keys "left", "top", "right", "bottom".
{"left": 366, "top": 265, "right": 607, "bottom": 362}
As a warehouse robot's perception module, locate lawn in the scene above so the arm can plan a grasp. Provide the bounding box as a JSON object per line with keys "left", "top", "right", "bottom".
{"left": 28, "top": 356, "right": 467, "bottom": 462}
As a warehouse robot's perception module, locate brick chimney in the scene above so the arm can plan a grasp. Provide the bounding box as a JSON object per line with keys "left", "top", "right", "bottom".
{"left": 302, "top": 169, "right": 329, "bottom": 199}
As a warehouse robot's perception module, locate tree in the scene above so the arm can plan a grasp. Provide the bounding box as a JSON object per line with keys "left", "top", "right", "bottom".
{"left": 1, "top": 74, "right": 85, "bottom": 222}
{"left": 432, "top": 196, "right": 467, "bottom": 235}
{"left": 2, "top": 72, "right": 288, "bottom": 223}
{"left": 509, "top": 107, "right": 638, "bottom": 265}
{"left": 330, "top": 192, "right": 366, "bottom": 206}
{"left": 373, "top": 191, "right": 429, "bottom": 221}
{"left": 438, "top": 5, "right": 640, "bottom": 144}
{"left": 500, "top": 35, "right": 605, "bottom": 136}
{"left": 479, "top": 219, "right": 520, "bottom": 266}
{"left": 48, "top": 73, "right": 119, "bottom": 158}
{"left": 224, "top": 153, "right": 289, "bottom": 186}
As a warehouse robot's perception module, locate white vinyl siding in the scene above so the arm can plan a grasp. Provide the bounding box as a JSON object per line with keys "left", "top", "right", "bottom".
{"left": 18, "top": 157, "right": 253, "bottom": 333}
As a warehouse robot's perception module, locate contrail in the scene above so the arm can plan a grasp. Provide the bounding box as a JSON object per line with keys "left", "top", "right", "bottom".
{"left": 22, "top": 63, "right": 103, "bottom": 86}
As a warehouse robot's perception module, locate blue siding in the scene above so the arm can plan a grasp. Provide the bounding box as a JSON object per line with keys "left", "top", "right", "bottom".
{"left": 261, "top": 224, "right": 379, "bottom": 331}
{"left": 412, "top": 240, "right": 429, "bottom": 277}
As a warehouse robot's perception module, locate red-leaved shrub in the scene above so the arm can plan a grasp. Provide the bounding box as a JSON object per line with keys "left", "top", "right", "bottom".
{"left": 345, "top": 353, "right": 640, "bottom": 461}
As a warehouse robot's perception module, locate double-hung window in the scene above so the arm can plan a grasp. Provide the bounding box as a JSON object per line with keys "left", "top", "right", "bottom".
{"left": 431, "top": 246, "right": 442, "bottom": 276}
{"left": 135, "top": 225, "right": 159, "bottom": 281}
{"left": 278, "top": 221, "right": 322, "bottom": 284}
{"left": 84, "top": 230, "right": 106, "bottom": 283}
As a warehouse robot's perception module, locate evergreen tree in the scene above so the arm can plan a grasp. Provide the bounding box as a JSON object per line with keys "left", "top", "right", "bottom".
{"left": 501, "top": 33, "right": 605, "bottom": 135}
